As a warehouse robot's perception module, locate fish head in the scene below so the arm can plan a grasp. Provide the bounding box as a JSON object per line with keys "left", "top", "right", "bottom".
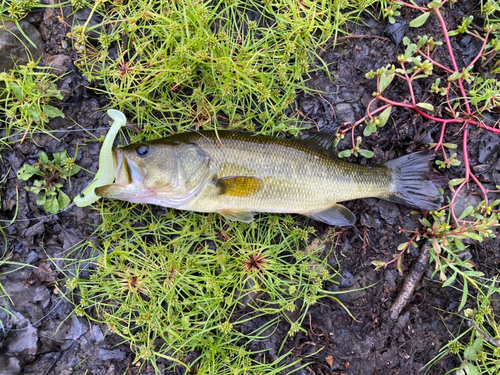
{"left": 95, "top": 140, "right": 212, "bottom": 207}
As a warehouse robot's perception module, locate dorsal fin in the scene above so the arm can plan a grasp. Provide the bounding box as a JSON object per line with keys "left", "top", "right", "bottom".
{"left": 300, "top": 129, "right": 338, "bottom": 154}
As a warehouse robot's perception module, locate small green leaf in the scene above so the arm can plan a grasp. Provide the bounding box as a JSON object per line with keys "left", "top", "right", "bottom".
{"left": 371, "top": 260, "right": 386, "bottom": 269}
{"left": 427, "top": 1, "right": 442, "bottom": 8}
{"left": 8, "top": 82, "right": 24, "bottom": 101}
{"left": 359, "top": 149, "right": 374, "bottom": 159}
{"left": 455, "top": 238, "right": 465, "bottom": 250}
{"left": 377, "top": 106, "right": 392, "bottom": 127}
{"left": 69, "top": 164, "right": 81, "bottom": 176}
{"left": 416, "top": 102, "right": 434, "bottom": 111}
{"left": 404, "top": 43, "right": 417, "bottom": 58}
{"left": 443, "top": 143, "right": 457, "bottom": 149}
{"left": 397, "top": 242, "right": 408, "bottom": 251}
{"left": 17, "top": 164, "right": 40, "bottom": 180}
{"left": 26, "top": 185, "right": 43, "bottom": 195}
{"left": 449, "top": 71, "right": 462, "bottom": 81}
{"left": 36, "top": 194, "right": 47, "bottom": 206}
{"left": 465, "top": 363, "right": 481, "bottom": 375}
{"left": 410, "top": 12, "right": 431, "bottom": 28}
{"left": 464, "top": 345, "right": 477, "bottom": 361}
{"left": 442, "top": 271, "right": 457, "bottom": 287}
{"left": 379, "top": 71, "right": 395, "bottom": 93}
{"left": 44, "top": 195, "right": 59, "bottom": 214}
{"left": 421, "top": 218, "right": 431, "bottom": 227}
{"left": 338, "top": 150, "right": 351, "bottom": 158}
{"left": 458, "top": 277, "right": 468, "bottom": 311}
{"left": 27, "top": 108, "right": 41, "bottom": 123}
{"left": 458, "top": 205, "right": 474, "bottom": 219}
{"left": 463, "top": 232, "right": 483, "bottom": 241}
{"left": 57, "top": 190, "right": 71, "bottom": 211}
{"left": 42, "top": 105, "right": 65, "bottom": 119}
{"left": 449, "top": 178, "right": 466, "bottom": 186}
{"left": 490, "top": 199, "right": 500, "bottom": 208}
{"left": 39, "top": 152, "right": 49, "bottom": 165}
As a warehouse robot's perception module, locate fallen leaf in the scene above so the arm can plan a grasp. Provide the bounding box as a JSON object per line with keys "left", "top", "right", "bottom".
{"left": 326, "top": 355, "right": 334, "bottom": 367}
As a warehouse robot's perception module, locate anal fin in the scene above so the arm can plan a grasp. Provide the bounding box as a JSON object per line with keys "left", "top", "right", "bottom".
{"left": 305, "top": 204, "right": 355, "bottom": 226}
{"left": 218, "top": 209, "right": 254, "bottom": 223}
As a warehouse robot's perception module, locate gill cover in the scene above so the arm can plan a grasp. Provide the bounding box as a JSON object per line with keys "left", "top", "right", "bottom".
{"left": 96, "top": 141, "right": 212, "bottom": 207}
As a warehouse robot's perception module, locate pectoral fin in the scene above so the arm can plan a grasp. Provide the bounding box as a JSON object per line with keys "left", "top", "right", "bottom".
{"left": 216, "top": 176, "right": 262, "bottom": 197}
{"left": 218, "top": 209, "right": 254, "bottom": 223}
{"left": 305, "top": 204, "right": 355, "bottom": 226}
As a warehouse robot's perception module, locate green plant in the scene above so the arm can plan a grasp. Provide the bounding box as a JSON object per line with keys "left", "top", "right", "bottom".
{"left": 336, "top": 0, "right": 500, "bottom": 285}
{"left": 1, "top": 0, "right": 40, "bottom": 21}
{"left": 17, "top": 150, "right": 81, "bottom": 213}
{"left": 58, "top": 208, "right": 347, "bottom": 373}
{"left": 0, "top": 61, "right": 64, "bottom": 143}
{"left": 70, "top": 0, "right": 378, "bottom": 135}
{"left": 425, "top": 280, "right": 500, "bottom": 375}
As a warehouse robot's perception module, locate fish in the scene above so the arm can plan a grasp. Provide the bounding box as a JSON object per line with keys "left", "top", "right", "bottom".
{"left": 95, "top": 130, "right": 442, "bottom": 226}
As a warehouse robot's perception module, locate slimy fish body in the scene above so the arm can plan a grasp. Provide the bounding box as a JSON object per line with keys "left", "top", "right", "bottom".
{"left": 95, "top": 131, "right": 441, "bottom": 226}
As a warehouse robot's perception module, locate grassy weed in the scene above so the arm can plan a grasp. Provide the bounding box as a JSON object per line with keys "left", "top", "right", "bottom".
{"left": 1, "top": 0, "right": 40, "bottom": 21}
{"left": 426, "top": 280, "right": 500, "bottom": 375}
{"left": 71, "top": 0, "right": 379, "bottom": 134}
{"left": 60, "top": 208, "right": 343, "bottom": 371}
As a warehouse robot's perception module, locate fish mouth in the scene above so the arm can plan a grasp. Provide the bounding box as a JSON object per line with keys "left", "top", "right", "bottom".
{"left": 95, "top": 148, "right": 146, "bottom": 200}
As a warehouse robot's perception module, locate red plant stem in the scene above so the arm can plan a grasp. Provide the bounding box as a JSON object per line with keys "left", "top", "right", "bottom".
{"left": 394, "top": 0, "right": 428, "bottom": 11}
{"left": 467, "top": 30, "right": 491, "bottom": 68}
{"left": 431, "top": 122, "right": 447, "bottom": 150}
{"left": 434, "top": 8, "right": 473, "bottom": 116}
{"left": 445, "top": 82, "right": 456, "bottom": 119}
{"left": 384, "top": 233, "right": 419, "bottom": 267}
{"left": 366, "top": 101, "right": 392, "bottom": 118}
{"left": 401, "top": 63, "right": 417, "bottom": 106}
{"left": 418, "top": 49, "right": 454, "bottom": 73}
{"left": 377, "top": 95, "right": 500, "bottom": 134}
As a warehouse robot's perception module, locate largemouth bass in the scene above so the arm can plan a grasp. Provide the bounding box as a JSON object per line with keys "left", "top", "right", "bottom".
{"left": 95, "top": 131, "right": 442, "bottom": 226}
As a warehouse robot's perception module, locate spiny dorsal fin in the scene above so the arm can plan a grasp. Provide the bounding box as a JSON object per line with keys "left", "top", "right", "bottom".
{"left": 217, "top": 209, "right": 254, "bottom": 223}
{"left": 305, "top": 204, "right": 355, "bottom": 226}
{"left": 216, "top": 176, "right": 262, "bottom": 197}
{"left": 300, "top": 129, "right": 338, "bottom": 153}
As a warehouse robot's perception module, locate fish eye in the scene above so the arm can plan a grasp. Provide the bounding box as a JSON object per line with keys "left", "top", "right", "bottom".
{"left": 136, "top": 145, "right": 149, "bottom": 157}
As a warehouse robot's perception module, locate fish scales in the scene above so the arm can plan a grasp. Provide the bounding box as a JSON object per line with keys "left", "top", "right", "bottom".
{"left": 184, "top": 132, "right": 393, "bottom": 214}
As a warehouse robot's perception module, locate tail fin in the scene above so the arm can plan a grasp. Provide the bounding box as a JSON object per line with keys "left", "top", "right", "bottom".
{"left": 383, "top": 151, "right": 443, "bottom": 211}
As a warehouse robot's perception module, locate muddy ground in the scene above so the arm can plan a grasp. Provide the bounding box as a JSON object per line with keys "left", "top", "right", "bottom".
{"left": 1, "top": 2, "right": 500, "bottom": 375}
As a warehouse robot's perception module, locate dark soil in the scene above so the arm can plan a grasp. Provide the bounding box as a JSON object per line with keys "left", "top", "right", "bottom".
{"left": 1, "top": 3, "right": 500, "bottom": 375}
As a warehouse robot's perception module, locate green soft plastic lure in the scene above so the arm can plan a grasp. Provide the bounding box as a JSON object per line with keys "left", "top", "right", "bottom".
{"left": 73, "top": 109, "right": 125, "bottom": 207}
